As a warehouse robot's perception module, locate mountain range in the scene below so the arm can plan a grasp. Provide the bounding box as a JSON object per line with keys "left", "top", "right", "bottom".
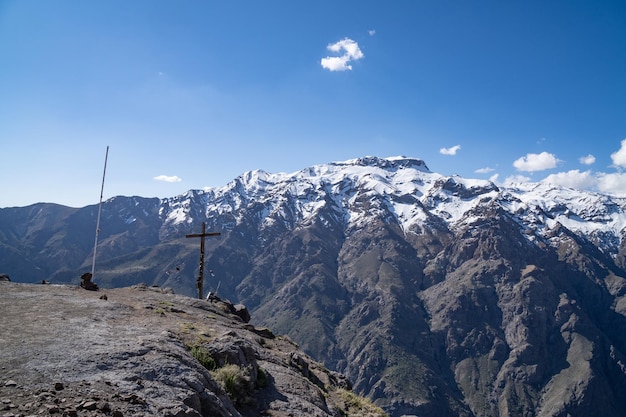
{"left": 2, "top": 155, "right": 626, "bottom": 417}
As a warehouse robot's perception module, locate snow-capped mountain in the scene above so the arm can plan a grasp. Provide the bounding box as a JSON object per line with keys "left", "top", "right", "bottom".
{"left": 157, "top": 155, "right": 626, "bottom": 258}
{"left": 2, "top": 155, "right": 626, "bottom": 417}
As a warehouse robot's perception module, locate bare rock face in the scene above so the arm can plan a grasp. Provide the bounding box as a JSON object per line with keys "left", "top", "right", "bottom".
{"left": 245, "top": 206, "right": 626, "bottom": 417}
{"left": 0, "top": 282, "right": 385, "bottom": 417}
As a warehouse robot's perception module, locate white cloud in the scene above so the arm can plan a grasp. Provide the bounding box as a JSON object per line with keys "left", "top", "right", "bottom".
{"left": 597, "top": 172, "right": 626, "bottom": 196}
{"left": 537, "top": 170, "right": 626, "bottom": 197}
{"left": 513, "top": 152, "right": 560, "bottom": 172}
{"left": 610, "top": 139, "right": 626, "bottom": 167}
{"left": 321, "top": 38, "right": 364, "bottom": 72}
{"left": 369, "top": 29, "right": 376, "bottom": 36}
{"left": 504, "top": 174, "right": 531, "bottom": 184}
{"left": 541, "top": 170, "right": 596, "bottom": 189}
{"left": 440, "top": 145, "right": 461, "bottom": 155}
{"left": 475, "top": 167, "right": 494, "bottom": 174}
{"left": 579, "top": 154, "right": 596, "bottom": 165}
{"left": 154, "top": 175, "right": 182, "bottom": 183}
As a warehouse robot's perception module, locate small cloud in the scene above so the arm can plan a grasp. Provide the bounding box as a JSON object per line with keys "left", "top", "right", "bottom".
{"left": 154, "top": 175, "right": 182, "bottom": 183}
{"left": 611, "top": 139, "right": 626, "bottom": 168}
{"left": 579, "top": 154, "right": 596, "bottom": 165}
{"left": 440, "top": 145, "right": 461, "bottom": 156}
{"left": 541, "top": 170, "right": 596, "bottom": 189}
{"left": 504, "top": 174, "right": 532, "bottom": 184}
{"left": 321, "top": 38, "right": 364, "bottom": 72}
{"left": 513, "top": 151, "right": 560, "bottom": 172}
{"left": 475, "top": 167, "right": 494, "bottom": 174}
{"left": 368, "top": 29, "right": 376, "bottom": 36}
{"left": 597, "top": 172, "right": 626, "bottom": 196}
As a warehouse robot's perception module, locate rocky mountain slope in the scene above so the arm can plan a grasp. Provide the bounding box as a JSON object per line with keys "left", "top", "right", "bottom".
{"left": 2, "top": 156, "right": 626, "bottom": 416}
{"left": 0, "top": 281, "right": 385, "bottom": 417}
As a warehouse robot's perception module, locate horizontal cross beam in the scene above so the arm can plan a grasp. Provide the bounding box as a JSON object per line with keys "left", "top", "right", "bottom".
{"left": 186, "top": 231, "right": 221, "bottom": 238}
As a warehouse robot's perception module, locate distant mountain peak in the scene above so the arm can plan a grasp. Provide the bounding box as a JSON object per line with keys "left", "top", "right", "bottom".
{"left": 336, "top": 155, "right": 431, "bottom": 172}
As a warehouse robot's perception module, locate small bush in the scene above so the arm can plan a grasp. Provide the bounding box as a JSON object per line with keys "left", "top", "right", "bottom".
{"left": 255, "top": 367, "right": 268, "bottom": 389}
{"left": 181, "top": 322, "right": 197, "bottom": 332}
{"left": 189, "top": 345, "right": 216, "bottom": 371}
{"left": 212, "top": 364, "right": 253, "bottom": 405}
{"left": 337, "top": 388, "right": 387, "bottom": 417}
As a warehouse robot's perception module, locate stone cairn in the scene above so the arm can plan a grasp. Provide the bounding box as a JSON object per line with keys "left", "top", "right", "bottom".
{"left": 80, "top": 273, "right": 99, "bottom": 291}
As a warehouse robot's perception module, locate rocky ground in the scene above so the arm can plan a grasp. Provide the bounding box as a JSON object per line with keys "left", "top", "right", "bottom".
{"left": 0, "top": 282, "right": 386, "bottom": 417}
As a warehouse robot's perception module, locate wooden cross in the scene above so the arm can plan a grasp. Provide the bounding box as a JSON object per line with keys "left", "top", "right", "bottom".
{"left": 186, "top": 222, "right": 221, "bottom": 299}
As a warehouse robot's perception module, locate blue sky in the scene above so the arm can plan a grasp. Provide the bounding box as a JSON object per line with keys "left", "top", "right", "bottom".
{"left": 1, "top": 1, "right": 625, "bottom": 208}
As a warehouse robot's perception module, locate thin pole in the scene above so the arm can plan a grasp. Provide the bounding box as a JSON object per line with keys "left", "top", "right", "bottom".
{"left": 91, "top": 146, "right": 109, "bottom": 278}
{"left": 198, "top": 222, "right": 206, "bottom": 299}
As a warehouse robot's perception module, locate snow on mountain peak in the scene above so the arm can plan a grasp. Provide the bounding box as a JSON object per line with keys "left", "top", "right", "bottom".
{"left": 500, "top": 181, "right": 626, "bottom": 250}
{"left": 158, "top": 156, "right": 626, "bottom": 255}
{"left": 338, "top": 155, "right": 431, "bottom": 172}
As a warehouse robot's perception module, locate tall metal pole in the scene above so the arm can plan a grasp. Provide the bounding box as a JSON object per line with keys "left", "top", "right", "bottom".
{"left": 91, "top": 146, "right": 109, "bottom": 278}
{"left": 198, "top": 222, "right": 206, "bottom": 299}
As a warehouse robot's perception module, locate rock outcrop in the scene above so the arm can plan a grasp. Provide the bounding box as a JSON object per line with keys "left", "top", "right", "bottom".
{"left": 0, "top": 282, "right": 386, "bottom": 417}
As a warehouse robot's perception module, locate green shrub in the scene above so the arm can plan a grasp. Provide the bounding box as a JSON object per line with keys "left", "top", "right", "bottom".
{"left": 189, "top": 345, "right": 216, "bottom": 371}
{"left": 337, "top": 388, "right": 387, "bottom": 417}
{"left": 181, "top": 322, "right": 197, "bottom": 332}
{"left": 255, "top": 367, "right": 268, "bottom": 389}
{"left": 212, "top": 364, "right": 252, "bottom": 405}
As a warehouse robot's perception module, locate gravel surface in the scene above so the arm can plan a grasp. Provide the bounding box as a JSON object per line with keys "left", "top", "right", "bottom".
{"left": 0, "top": 282, "right": 240, "bottom": 416}
{"left": 0, "top": 282, "right": 366, "bottom": 417}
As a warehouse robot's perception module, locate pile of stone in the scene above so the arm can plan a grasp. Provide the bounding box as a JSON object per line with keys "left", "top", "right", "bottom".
{"left": 79, "top": 272, "right": 98, "bottom": 291}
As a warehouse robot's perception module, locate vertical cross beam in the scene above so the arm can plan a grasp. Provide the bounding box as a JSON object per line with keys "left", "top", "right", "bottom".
{"left": 186, "top": 222, "right": 221, "bottom": 299}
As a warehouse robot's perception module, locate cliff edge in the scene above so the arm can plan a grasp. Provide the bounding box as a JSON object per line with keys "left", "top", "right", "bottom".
{"left": 0, "top": 282, "right": 385, "bottom": 417}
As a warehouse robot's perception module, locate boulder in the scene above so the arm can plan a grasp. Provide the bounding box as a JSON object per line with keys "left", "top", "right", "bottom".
{"left": 233, "top": 304, "right": 251, "bottom": 323}
{"left": 80, "top": 272, "right": 98, "bottom": 291}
